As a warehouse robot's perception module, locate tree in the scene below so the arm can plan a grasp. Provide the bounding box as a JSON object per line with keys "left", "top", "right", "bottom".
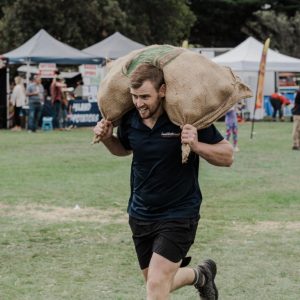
{"left": 0, "top": 0, "right": 15, "bottom": 17}
{"left": 0, "top": 0, "right": 196, "bottom": 54}
{"left": 119, "top": 0, "right": 196, "bottom": 45}
{"left": 188, "top": 0, "right": 300, "bottom": 57}
{"left": 0, "top": 0, "right": 127, "bottom": 53}
{"left": 188, "top": 0, "right": 266, "bottom": 47}
{"left": 243, "top": 10, "right": 300, "bottom": 58}
{"left": 266, "top": 0, "right": 300, "bottom": 17}
{"left": 2, "top": 0, "right": 299, "bottom": 57}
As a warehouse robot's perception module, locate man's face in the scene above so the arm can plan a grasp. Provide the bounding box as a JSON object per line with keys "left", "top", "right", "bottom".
{"left": 130, "top": 80, "right": 165, "bottom": 119}
{"left": 35, "top": 76, "right": 41, "bottom": 84}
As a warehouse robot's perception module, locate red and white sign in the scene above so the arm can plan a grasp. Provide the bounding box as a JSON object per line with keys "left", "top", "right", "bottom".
{"left": 38, "top": 63, "right": 57, "bottom": 78}
{"left": 80, "top": 64, "right": 97, "bottom": 77}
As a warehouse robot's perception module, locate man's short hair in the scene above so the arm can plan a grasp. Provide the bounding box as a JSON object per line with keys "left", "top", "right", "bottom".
{"left": 130, "top": 64, "right": 165, "bottom": 91}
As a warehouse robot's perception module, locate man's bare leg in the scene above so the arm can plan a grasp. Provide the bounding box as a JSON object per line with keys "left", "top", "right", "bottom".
{"left": 142, "top": 253, "right": 199, "bottom": 300}
{"left": 170, "top": 267, "right": 197, "bottom": 291}
{"left": 145, "top": 253, "right": 181, "bottom": 300}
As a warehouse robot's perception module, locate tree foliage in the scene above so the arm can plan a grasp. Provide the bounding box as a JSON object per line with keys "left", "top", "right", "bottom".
{"left": 0, "top": 0, "right": 128, "bottom": 53}
{"left": 0, "top": 0, "right": 299, "bottom": 58}
{"left": 188, "top": 0, "right": 300, "bottom": 57}
{"left": 0, "top": 0, "right": 195, "bottom": 54}
{"left": 266, "top": 0, "right": 300, "bottom": 17}
{"left": 188, "top": 0, "right": 267, "bottom": 47}
{"left": 243, "top": 10, "right": 300, "bottom": 58}
{"left": 119, "top": 0, "right": 196, "bottom": 45}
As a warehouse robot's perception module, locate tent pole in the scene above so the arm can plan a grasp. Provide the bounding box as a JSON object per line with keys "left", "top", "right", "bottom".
{"left": 6, "top": 65, "right": 10, "bottom": 129}
{"left": 250, "top": 101, "right": 256, "bottom": 139}
{"left": 26, "top": 59, "right": 31, "bottom": 86}
{"left": 250, "top": 74, "right": 259, "bottom": 139}
{"left": 275, "top": 72, "right": 279, "bottom": 91}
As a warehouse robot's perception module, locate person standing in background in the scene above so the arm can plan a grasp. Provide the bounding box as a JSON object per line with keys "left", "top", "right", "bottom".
{"left": 26, "top": 75, "right": 44, "bottom": 132}
{"left": 225, "top": 105, "right": 239, "bottom": 152}
{"left": 270, "top": 91, "right": 291, "bottom": 121}
{"left": 10, "top": 76, "right": 26, "bottom": 131}
{"left": 74, "top": 80, "right": 84, "bottom": 99}
{"left": 50, "top": 71, "right": 66, "bottom": 129}
{"left": 292, "top": 89, "right": 300, "bottom": 150}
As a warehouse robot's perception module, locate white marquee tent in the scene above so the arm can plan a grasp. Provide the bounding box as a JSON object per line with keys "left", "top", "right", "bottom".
{"left": 213, "top": 37, "right": 300, "bottom": 119}
{"left": 212, "top": 37, "right": 300, "bottom": 72}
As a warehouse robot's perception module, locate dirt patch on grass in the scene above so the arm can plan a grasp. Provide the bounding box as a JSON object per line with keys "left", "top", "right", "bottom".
{"left": 233, "top": 221, "right": 300, "bottom": 233}
{"left": 0, "top": 203, "right": 127, "bottom": 224}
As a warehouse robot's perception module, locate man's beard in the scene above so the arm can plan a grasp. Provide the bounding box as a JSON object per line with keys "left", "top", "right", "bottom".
{"left": 137, "top": 97, "right": 163, "bottom": 119}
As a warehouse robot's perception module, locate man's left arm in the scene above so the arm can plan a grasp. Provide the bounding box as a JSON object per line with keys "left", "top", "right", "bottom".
{"left": 181, "top": 124, "right": 234, "bottom": 167}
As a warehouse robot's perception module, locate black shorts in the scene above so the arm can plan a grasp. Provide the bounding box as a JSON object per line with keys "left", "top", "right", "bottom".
{"left": 129, "top": 215, "right": 200, "bottom": 270}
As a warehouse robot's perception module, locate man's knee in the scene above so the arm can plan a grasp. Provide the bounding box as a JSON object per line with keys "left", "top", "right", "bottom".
{"left": 146, "top": 273, "right": 172, "bottom": 298}
{"left": 147, "top": 276, "right": 163, "bottom": 291}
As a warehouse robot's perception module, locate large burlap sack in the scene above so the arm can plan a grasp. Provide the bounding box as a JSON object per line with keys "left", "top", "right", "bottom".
{"left": 159, "top": 49, "right": 252, "bottom": 162}
{"left": 97, "top": 45, "right": 183, "bottom": 124}
{"left": 93, "top": 45, "right": 183, "bottom": 143}
{"left": 96, "top": 48, "right": 144, "bottom": 124}
{"left": 95, "top": 45, "right": 252, "bottom": 162}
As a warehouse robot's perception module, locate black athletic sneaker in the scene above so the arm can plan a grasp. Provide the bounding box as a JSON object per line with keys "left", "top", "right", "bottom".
{"left": 194, "top": 259, "right": 218, "bottom": 300}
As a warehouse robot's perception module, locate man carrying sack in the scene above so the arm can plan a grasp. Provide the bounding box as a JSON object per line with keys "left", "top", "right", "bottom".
{"left": 93, "top": 63, "right": 234, "bottom": 300}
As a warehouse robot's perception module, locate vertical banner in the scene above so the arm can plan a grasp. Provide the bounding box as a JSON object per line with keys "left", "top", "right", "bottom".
{"left": 251, "top": 37, "right": 270, "bottom": 139}
{"left": 255, "top": 38, "right": 270, "bottom": 109}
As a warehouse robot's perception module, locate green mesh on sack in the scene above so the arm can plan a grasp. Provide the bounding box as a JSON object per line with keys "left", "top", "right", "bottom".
{"left": 124, "top": 45, "right": 184, "bottom": 76}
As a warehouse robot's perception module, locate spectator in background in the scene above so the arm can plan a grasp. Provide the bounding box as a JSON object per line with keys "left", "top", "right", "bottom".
{"left": 270, "top": 90, "right": 291, "bottom": 121}
{"left": 225, "top": 105, "right": 239, "bottom": 152}
{"left": 50, "top": 71, "right": 66, "bottom": 129}
{"left": 74, "top": 79, "right": 84, "bottom": 99}
{"left": 26, "top": 75, "right": 44, "bottom": 132}
{"left": 292, "top": 89, "right": 300, "bottom": 150}
{"left": 10, "top": 76, "right": 26, "bottom": 131}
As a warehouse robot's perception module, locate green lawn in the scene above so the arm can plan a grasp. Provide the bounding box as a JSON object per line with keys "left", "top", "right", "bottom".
{"left": 0, "top": 122, "right": 299, "bottom": 300}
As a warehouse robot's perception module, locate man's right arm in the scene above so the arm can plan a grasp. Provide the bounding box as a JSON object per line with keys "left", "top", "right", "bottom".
{"left": 102, "top": 135, "right": 132, "bottom": 156}
{"left": 93, "top": 119, "right": 131, "bottom": 157}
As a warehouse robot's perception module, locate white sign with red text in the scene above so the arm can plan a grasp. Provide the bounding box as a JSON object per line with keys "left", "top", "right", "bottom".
{"left": 38, "top": 63, "right": 57, "bottom": 78}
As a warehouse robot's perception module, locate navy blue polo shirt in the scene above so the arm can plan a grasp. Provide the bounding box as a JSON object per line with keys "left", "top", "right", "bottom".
{"left": 117, "top": 109, "right": 224, "bottom": 221}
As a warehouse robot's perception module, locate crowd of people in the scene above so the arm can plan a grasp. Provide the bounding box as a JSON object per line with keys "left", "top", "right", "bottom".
{"left": 9, "top": 71, "right": 83, "bottom": 132}
{"left": 8, "top": 73, "right": 300, "bottom": 151}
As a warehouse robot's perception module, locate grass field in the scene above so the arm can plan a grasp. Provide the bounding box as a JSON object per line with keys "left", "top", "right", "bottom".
{"left": 0, "top": 122, "right": 299, "bottom": 300}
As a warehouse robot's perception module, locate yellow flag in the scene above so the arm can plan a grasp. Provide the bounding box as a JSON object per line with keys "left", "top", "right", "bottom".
{"left": 256, "top": 38, "right": 270, "bottom": 109}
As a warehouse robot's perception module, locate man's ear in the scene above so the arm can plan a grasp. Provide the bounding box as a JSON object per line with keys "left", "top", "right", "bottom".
{"left": 159, "top": 84, "right": 166, "bottom": 97}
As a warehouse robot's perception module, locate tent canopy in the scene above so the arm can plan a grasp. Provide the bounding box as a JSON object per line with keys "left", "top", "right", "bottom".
{"left": 213, "top": 37, "right": 300, "bottom": 72}
{"left": 2, "top": 29, "right": 103, "bottom": 64}
{"left": 83, "top": 31, "right": 145, "bottom": 59}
